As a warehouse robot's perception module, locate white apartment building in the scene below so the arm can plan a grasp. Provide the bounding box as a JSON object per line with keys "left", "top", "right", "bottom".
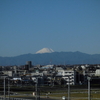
{"left": 56, "top": 68, "right": 76, "bottom": 85}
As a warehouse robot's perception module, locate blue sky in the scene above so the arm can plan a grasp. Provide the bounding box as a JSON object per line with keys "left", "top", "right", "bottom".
{"left": 0, "top": 0, "right": 100, "bottom": 57}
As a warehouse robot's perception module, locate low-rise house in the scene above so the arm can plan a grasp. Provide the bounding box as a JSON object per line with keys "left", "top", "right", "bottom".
{"left": 95, "top": 69, "right": 100, "bottom": 77}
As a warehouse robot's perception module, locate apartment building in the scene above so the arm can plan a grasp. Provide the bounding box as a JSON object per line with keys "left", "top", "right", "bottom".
{"left": 56, "top": 67, "right": 76, "bottom": 85}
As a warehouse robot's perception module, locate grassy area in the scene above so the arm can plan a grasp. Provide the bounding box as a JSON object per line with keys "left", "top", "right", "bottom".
{"left": 8, "top": 92, "right": 100, "bottom": 100}
{"left": 16, "top": 90, "right": 100, "bottom": 99}
{"left": 41, "top": 92, "right": 100, "bottom": 97}
{"left": 1, "top": 85, "right": 100, "bottom": 100}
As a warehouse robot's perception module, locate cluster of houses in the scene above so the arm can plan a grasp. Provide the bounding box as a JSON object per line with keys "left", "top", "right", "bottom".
{"left": 0, "top": 61, "right": 100, "bottom": 86}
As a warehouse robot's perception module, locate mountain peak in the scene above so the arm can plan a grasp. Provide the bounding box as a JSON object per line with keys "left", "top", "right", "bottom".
{"left": 36, "top": 48, "right": 54, "bottom": 54}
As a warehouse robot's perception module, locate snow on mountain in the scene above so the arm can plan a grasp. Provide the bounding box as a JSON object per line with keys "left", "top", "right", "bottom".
{"left": 36, "top": 48, "right": 54, "bottom": 54}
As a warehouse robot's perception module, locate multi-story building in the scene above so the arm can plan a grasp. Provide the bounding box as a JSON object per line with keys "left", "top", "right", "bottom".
{"left": 56, "top": 67, "right": 76, "bottom": 85}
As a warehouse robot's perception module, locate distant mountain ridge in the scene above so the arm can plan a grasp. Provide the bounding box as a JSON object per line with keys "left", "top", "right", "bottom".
{"left": 0, "top": 51, "right": 100, "bottom": 66}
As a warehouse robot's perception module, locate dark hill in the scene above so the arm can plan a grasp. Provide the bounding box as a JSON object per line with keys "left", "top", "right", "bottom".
{"left": 0, "top": 51, "right": 100, "bottom": 66}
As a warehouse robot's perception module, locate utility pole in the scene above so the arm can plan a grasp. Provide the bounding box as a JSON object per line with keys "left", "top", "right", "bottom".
{"left": 8, "top": 78, "right": 10, "bottom": 100}
{"left": 68, "top": 76, "right": 70, "bottom": 100}
{"left": 35, "top": 78, "right": 38, "bottom": 100}
{"left": 87, "top": 76, "right": 91, "bottom": 100}
{"left": 4, "top": 77, "right": 6, "bottom": 100}
{"left": 35, "top": 77, "right": 39, "bottom": 100}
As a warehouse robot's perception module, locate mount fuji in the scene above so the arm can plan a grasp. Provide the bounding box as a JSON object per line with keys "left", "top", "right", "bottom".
{"left": 36, "top": 48, "right": 54, "bottom": 54}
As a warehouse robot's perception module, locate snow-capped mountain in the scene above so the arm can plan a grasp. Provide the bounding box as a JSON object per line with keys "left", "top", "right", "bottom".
{"left": 36, "top": 48, "right": 54, "bottom": 54}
